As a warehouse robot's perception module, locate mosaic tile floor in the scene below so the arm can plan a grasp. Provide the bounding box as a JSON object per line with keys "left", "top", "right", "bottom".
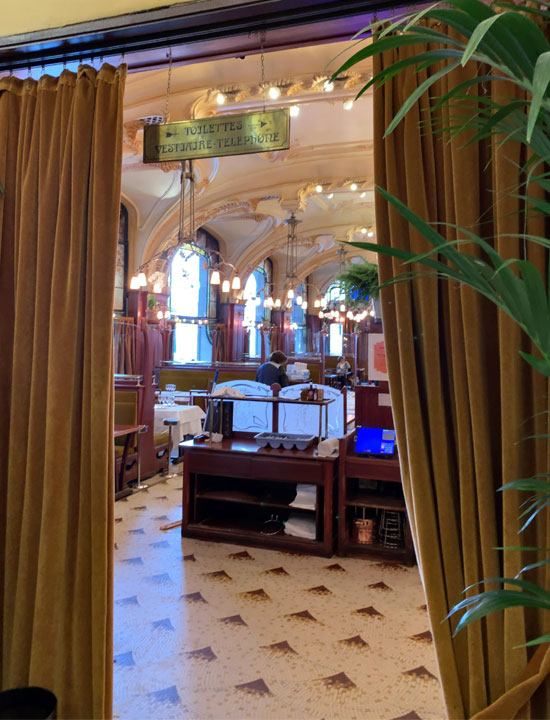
{"left": 113, "top": 472, "right": 445, "bottom": 720}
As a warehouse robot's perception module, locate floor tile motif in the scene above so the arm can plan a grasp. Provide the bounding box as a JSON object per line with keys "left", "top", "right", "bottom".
{"left": 113, "top": 474, "right": 445, "bottom": 719}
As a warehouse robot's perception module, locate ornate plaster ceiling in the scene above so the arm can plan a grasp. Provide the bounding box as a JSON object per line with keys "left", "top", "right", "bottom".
{"left": 122, "top": 38, "right": 376, "bottom": 287}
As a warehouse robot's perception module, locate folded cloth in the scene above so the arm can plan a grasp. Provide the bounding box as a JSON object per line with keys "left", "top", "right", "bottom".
{"left": 211, "top": 386, "right": 246, "bottom": 398}
{"left": 284, "top": 512, "right": 316, "bottom": 540}
{"left": 290, "top": 484, "right": 317, "bottom": 510}
{"left": 316, "top": 437, "right": 339, "bottom": 457}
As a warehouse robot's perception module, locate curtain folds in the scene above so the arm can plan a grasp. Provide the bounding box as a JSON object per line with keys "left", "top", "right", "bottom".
{"left": 373, "top": 44, "right": 550, "bottom": 719}
{"left": 0, "top": 64, "right": 126, "bottom": 719}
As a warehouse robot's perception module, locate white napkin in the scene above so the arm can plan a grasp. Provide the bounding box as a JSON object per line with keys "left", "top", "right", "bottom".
{"left": 211, "top": 386, "right": 246, "bottom": 398}
{"left": 290, "top": 484, "right": 317, "bottom": 510}
{"left": 316, "top": 437, "right": 339, "bottom": 457}
{"left": 201, "top": 431, "right": 224, "bottom": 443}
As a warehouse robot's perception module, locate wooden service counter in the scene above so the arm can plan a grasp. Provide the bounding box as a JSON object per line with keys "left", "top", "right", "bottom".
{"left": 338, "top": 433, "right": 415, "bottom": 565}
{"left": 181, "top": 433, "right": 337, "bottom": 556}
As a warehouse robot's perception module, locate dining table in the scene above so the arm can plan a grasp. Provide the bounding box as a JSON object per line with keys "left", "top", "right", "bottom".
{"left": 154, "top": 403, "right": 206, "bottom": 455}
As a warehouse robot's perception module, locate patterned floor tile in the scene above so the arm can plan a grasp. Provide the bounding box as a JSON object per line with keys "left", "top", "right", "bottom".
{"left": 113, "top": 472, "right": 445, "bottom": 719}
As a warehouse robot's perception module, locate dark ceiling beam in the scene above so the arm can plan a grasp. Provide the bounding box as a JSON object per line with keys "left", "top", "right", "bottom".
{"left": 0, "top": 0, "right": 407, "bottom": 72}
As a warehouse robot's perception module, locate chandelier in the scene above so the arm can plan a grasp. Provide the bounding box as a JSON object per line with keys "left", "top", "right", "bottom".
{"left": 284, "top": 212, "right": 301, "bottom": 303}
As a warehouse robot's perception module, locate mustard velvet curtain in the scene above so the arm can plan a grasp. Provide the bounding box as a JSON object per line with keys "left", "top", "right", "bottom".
{"left": 0, "top": 64, "right": 126, "bottom": 719}
{"left": 373, "top": 46, "right": 550, "bottom": 719}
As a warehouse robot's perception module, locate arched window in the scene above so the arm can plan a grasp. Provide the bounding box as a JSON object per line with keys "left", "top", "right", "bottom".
{"left": 325, "top": 282, "right": 345, "bottom": 356}
{"left": 170, "top": 245, "right": 211, "bottom": 363}
{"left": 114, "top": 204, "right": 128, "bottom": 315}
{"left": 243, "top": 265, "right": 267, "bottom": 358}
{"left": 290, "top": 283, "right": 306, "bottom": 354}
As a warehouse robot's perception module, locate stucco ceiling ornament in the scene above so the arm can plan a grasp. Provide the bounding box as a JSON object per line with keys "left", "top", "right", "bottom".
{"left": 123, "top": 119, "right": 144, "bottom": 154}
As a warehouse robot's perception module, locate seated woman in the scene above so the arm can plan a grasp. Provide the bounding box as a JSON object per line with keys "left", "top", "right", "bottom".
{"left": 335, "top": 355, "right": 351, "bottom": 389}
{"left": 255, "top": 350, "right": 289, "bottom": 388}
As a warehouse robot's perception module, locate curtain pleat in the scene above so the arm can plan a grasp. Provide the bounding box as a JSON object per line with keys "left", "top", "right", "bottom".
{"left": 374, "top": 42, "right": 550, "bottom": 719}
{"left": 0, "top": 64, "right": 126, "bottom": 720}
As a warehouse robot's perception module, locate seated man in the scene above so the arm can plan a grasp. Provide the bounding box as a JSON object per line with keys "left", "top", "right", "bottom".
{"left": 255, "top": 350, "right": 289, "bottom": 388}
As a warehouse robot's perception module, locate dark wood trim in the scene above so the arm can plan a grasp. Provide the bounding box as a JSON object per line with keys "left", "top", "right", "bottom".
{"left": 0, "top": 0, "right": 408, "bottom": 72}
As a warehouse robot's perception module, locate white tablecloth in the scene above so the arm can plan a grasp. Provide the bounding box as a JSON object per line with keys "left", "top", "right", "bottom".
{"left": 154, "top": 404, "right": 206, "bottom": 446}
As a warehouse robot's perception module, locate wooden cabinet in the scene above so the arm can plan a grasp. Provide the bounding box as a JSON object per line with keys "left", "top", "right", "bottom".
{"left": 181, "top": 434, "right": 337, "bottom": 556}
{"left": 337, "top": 434, "right": 415, "bottom": 564}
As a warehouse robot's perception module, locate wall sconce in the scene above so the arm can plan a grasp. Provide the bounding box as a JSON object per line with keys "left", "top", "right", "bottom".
{"left": 222, "top": 279, "right": 230, "bottom": 293}
{"left": 130, "top": 276, "right": 141, "bottom": 290}
{"left": 231, "top": 275, "right": 241, "bottom": 290}
{"left": 210, "top": 269, "right": 221, "bottom": 285}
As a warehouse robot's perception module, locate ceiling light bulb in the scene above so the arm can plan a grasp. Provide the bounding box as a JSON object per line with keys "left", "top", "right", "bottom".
{"left": 360, "top": 192, "right": 366, "bottom": 199}
{"left": 315, "top": 184, "right": 323, "bottom": 193}
{"left": 289, "top": 105, "right": 300, "bottom": 117}
{"left": 287, "top": 288, "right": 294, "bottom": 299}
{"left": 232, "top": 275, "right": 241, "bottom": 290}
{"left": 130, "top": 276, "right": 140, "bottom": 290}
{"left": 323, "top": 80, "right": 334, "bottom": 92}
{"left": 216, "top": 92, "right": 226, "bottom": 105}
{"left": 340, "top": 303, "right": 346, "bottom": 312}
{"left": 210, "top": 269, "right": 221, "bottom": 285}
{"left": 222, "top": 279, "right": 230, "bottom": 293}
{"left": 350, "top": 183, "right": 358, "bottom": 192}
{"left": 368, "top": 230, "right": 374, "bottom": 237}
{"left": 296, "top": 295, "right": 303, "bottom": 305}
{"left": 343, "top": 99, "right": 354, "bottom": 110}
{"left": 137, "top": 272, "right": 147, "bottom": 287}
{"left": 319, "top": 311, "right": 324, "bottom": 318}
{"left": 157, "top": 310, "right": 163, "bottom": 320}
{"left": 361, "top": 227, "right": 367, "bottom": 234}
{"left": 268, "top": 86, "right": 281, "bottom": 99}
{"left": 328, "top": 193, "right": 334, "bottom": 199}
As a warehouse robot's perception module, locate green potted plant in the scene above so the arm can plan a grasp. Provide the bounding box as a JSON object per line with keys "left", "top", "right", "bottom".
{"left": 332, "top": 0, "right": 550, "bottom": 651}
{"left": 338, "top": 259, "right": 379, "bottom": 309}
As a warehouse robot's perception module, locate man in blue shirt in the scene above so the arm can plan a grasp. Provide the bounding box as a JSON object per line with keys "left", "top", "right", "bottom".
{"left": 255, "top": 350, "right": 289, "bottom": 388}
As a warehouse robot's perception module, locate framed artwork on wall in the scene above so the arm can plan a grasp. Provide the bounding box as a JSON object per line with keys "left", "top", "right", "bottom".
{"left": 368, "top": 333, "right": 388, "bottom": 382}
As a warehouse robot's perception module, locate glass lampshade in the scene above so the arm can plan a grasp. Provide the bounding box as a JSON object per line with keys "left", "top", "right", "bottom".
{"left": 130, "top": 276, "right": 140, "bottom": 290}
{"left": 222, "top": 279, "right": 230, "bottom": 293}
{"left": 137, "top": 272, "right": 147, "bottom": 287}
{"left": 210, "top": 269, "right": 221, "bottom": 285}
{"left": 232, "top": 275, "right": 241, "bottom": 290}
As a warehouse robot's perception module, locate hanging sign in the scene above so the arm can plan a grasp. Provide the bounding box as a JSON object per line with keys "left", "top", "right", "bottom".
{"left": 143, "top": 109, "right": 290, "bottom": 163}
